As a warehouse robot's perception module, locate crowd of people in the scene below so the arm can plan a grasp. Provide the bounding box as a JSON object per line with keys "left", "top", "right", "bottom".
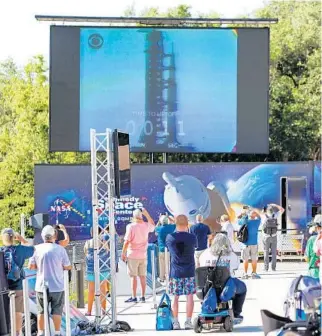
{"left": 1, "top": 225, "right": 71, "bottom": 336}
{"left": 120, "top": 203, "right": 291, "bottom": 329}
{"left": 2, "top": 203, "right": 321, "bottom": 333}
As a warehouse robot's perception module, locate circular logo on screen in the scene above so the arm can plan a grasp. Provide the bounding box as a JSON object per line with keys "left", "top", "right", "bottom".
{"left": 88, "top": 34, "right": 104, "bottom": 49}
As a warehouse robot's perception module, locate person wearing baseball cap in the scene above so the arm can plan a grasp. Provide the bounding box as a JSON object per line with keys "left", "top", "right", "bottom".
{"left": 121, "top": 208, "right": 155, "bottom": 303}
{"left": 305, "top": 221, "right": 321, "bottom": 279}
{"left": 29, "top": 225, "right": 71, "bottom": 336}
{"left": 1, "top": 228, "right": 34, "bottom": 335}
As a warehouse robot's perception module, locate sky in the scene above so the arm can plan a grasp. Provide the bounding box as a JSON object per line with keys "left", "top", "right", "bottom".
{"left": 0, "top": 0, "right": 266, "bottom": 65}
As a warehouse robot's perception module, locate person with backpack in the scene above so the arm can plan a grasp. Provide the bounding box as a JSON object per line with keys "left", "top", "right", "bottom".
{"left": 261, "top": 204, "right": 284, "bottom": 272}
{"left": 199, "top": 233, "right": 247, "bottom": 323}
{"left": 237, "top": 207, "right": 261, "bottom": 279}
{"left": 1, "top": 228, "right": 35, "bottom": 336}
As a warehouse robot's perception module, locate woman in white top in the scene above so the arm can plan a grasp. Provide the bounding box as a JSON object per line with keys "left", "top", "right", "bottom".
{"left": 199, "top": 233, "right": 247, "bottom": 320}
{"left": 220, "top": 215, "right": 235, "bottom": 248}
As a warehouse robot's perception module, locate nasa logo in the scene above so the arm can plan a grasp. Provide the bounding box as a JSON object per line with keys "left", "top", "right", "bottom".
{"left": 49, "top": 205, "right": 71, "bottom": 212}
{"left": 49, "top": 198, "right": 72, "bottom": 219}
{"left": 88, "top": 34, "right": 104, "bottom": 49}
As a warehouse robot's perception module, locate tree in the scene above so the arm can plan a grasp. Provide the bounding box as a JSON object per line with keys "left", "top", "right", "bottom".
{"left": 0, "top": 56, "right": 89, "bottom": 231}
{"left": 133, "top": 1, "right": 321, "bottom": 162}
{"left": 0, "top": 2, "right": 320, "bottom": 229}
{"left": 255, "top": 0, "right": 321, "bottom": 161}
{"left": 166, "top": 4, "right": 191, "bottom": 18}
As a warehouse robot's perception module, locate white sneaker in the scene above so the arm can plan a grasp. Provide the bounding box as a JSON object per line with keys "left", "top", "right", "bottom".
{"left": 184, "top": 320, "right": 193, "bottom": 330}
{"left": 173, "top": 321, "right": 181, "bottom": 330}
{"left": 251, "top": 272, "right": 261, "bottom": 279}
{"left": 242, "top": 273, "right": 249, "bottom": 279}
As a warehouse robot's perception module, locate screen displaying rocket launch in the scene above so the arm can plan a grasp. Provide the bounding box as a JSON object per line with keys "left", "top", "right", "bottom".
{"left": 79, "top": 28, "right": 237, "bottom": 153}
{"left": 50, "top": 26, "right": 269, "bottom": 154}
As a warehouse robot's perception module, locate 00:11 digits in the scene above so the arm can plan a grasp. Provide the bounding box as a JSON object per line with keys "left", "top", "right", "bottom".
{"left": 126, "top": 120, "right": 185, "bottom": 136}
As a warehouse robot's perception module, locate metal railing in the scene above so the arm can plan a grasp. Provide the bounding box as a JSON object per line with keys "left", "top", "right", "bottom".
{"left": 231, "top": 229, "right": 306, "bottom": 261}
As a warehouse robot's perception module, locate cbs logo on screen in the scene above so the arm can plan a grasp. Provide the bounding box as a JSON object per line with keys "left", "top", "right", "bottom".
{"left": 88, "top": 34, "right": 104, "bottom": 49}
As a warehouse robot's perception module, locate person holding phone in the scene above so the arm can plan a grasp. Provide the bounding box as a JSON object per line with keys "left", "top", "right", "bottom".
{"left": 122, "top": 208, "right": 155, "bottom": 303}
{"left": 1, "top": 228, "right": 34, "bottom": 336}
{"left": 155, "top": 214, "right": 176, "bottom": 282}
{"left": 54, "top": 224, "right": 70, "bottom": 248}
{"left": 29, "top": 226, "right": 72, "bottom": 336}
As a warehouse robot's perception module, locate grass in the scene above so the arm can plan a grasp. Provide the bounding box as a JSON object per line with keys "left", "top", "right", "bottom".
{"left": 69, "top": 286, "right": 89, "bottom": 305}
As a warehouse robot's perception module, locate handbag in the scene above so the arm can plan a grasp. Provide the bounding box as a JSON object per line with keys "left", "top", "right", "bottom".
{"left": 156, "top": 293, "right": 173, "bottom": 331}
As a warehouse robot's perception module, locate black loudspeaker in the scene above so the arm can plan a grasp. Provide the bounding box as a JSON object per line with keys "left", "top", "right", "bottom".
{"left": 113, "top": 130, "right": 131, "bottom": 198}
{"left": 0, "top": 252, "right": 10, "bottom": 336}
{"left": 0, "top": 253, "right": 8, "bottom": 293}
{"left": 29, "top": 213, "right": 49, "bottom": 230}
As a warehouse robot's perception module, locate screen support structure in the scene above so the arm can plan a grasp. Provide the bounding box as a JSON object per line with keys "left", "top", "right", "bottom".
{"left": 90, "top": 128, "right": 117, "bottom": 326}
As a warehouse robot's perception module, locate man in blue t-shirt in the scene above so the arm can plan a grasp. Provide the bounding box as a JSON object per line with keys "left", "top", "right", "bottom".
{"left": 166, "top": 215, "right": 196, "bottom": 330}
{"left": 1, "top": 228, "right": 35, "bottom": 335}
{"left": 190, "top": 214, "right": 211, "bottom": 268}
{"left": 155, "top": 215, "right": 176, "bottom": 282}
{"left": 238, "top": 208, "right": 261, "bottom": 279}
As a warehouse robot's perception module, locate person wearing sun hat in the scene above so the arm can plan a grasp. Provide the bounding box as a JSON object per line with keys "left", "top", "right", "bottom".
{"left": 1, "top": 228, "right": 34, "bottom": 336}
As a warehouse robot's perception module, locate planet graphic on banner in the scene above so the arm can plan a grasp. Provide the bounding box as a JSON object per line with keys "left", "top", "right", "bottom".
{"left": 226, "top": 164, "right": 294, "bottom": 208}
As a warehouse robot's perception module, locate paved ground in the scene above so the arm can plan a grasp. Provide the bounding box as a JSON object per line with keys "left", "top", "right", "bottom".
{"left": 81, "top": 261, "right": 307, "bottom": 335}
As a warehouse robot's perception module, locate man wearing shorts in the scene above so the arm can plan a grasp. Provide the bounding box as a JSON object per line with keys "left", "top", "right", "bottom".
{"left": 238, "top": 208, "right": 261, "bottom": 279}
{"left": 122, "top": 208, "right": 155, "bottom": 303}
{"left": 29, "top": 225, "right": 71, "bottom": 336}
{"left": 166, "top": 215, "right": 197, "bottom": 330}
{"left": 1, "top": 228, "right": 34, "bottom": 336}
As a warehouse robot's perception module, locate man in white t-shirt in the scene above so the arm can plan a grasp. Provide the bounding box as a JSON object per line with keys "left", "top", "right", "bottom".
{"left": 199, "top": 233, "right": 247, "bottom": 321}
{"left": 29, "top": 225, "right": 71, "bottom": 336}
{"left": 220, "top": 214, "right": 235, "bottom": 248}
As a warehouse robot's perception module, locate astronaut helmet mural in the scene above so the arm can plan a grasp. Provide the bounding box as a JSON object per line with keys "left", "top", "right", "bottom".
{"left": 161, "top": 163, "right": 311, "bottom": 232}
{"left": 162, "top": 172, "right": 234, "bottom": 231}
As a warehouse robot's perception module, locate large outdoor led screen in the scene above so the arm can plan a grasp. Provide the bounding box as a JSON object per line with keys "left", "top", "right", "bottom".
{"left": 50, "top": 26, "right": 269, "bottom": 153}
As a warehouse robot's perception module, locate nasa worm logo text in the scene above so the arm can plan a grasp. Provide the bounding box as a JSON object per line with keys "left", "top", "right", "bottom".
{"left": 88, "top": 34, "right": 104, "bottom": 49}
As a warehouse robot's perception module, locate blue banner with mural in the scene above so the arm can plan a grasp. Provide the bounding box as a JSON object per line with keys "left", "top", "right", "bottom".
{"left": 35, "top": 162, "right": 318, "bottom": 241}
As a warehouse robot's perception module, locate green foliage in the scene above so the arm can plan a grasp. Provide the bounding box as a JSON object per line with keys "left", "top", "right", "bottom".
{"left": 255, "top": 0, "right": 321, "bottom": 161}
{"left": 0, "top": 56, "right": 89, "bottom": 231}
{"left": 0, "top": 1, "right": 320, "bottom": 230}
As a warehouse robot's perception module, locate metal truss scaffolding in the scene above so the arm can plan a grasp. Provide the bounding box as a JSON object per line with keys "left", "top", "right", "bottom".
{"left": 90, "top": 128, "right": 116, "bottom": 325}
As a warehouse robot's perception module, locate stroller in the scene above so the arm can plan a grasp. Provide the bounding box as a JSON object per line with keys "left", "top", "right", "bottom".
{"left": 283, "top": 276, "right": 321, "bottom": 321}
{"left": 193, "top": 264, "right": 235, "bottom": 333}
{"left": 261, "top": 276, "right": 321, "bottom": 336}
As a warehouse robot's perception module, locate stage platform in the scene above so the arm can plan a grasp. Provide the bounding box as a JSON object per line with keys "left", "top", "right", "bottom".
{"left": 81, "top": 261, "right": 308, "bottom": 335}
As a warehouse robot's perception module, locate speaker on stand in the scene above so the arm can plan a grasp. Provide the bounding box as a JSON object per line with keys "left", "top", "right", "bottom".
{"left": 29, "top": 213, "right": 49, "bottom": 246}
{"left": 0, "top": 252, "right": 10, "bottom": 336}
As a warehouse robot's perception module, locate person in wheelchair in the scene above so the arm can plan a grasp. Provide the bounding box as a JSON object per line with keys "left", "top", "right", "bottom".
{"left": 199, "top": 233, "right": 247, "bottom": 322}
